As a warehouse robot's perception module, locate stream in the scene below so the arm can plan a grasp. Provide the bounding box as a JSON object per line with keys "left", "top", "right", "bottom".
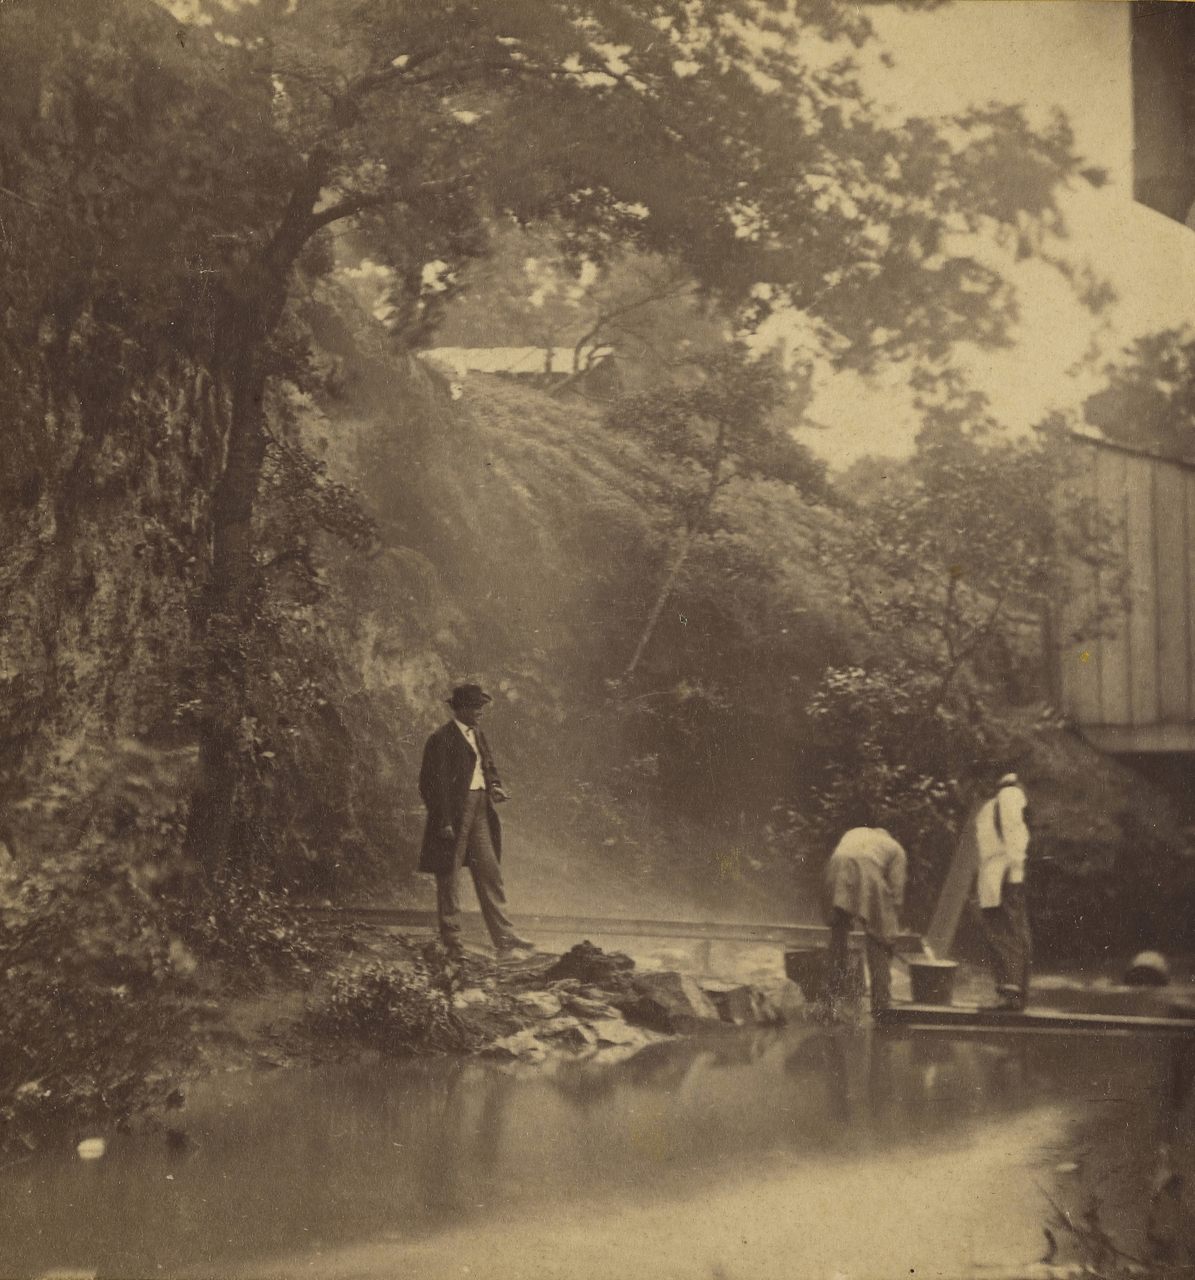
{"left": 3, "top": 1023, "right": 1186, "bottom": 1280}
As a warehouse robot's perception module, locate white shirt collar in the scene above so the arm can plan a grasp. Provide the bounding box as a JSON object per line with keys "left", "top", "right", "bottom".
{"left": 453, "top": 718, "right": 477, "bottom": 738}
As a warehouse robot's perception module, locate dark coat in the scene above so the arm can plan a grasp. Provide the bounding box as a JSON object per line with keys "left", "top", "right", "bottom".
{"left": 418, "top": 721, "right": 504, "bottom": 875}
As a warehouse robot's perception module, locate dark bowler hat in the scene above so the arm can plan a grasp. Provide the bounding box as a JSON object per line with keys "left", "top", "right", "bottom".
{"left": 448, "top": 683, "right": 493, "bottom": 709}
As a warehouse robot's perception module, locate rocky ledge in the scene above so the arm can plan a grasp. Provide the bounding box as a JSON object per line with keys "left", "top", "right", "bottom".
{"left": 461, "top": 940, "right": 790, "bottom": 1064}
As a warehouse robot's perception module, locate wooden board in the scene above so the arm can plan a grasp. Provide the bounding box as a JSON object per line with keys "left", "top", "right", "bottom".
{"left": 1186, "top": 470, "right": 1195, "bottom": 718}
{"left": 924, "top": 801, "right": 980, "bottom": 960}
{"left": 1154, "top": 460, "right": 1189, "bottom": 721}
{"left": 296, "top": 905, "right": 926, "bottom": 951}
{"left": 1094, "top": 447, "right": 1132, "bottom": 723}
{"left": 1064, "top": 445, "right": 1104, "bottom": 723}
{"left": 1126, "top": 453, "right": 1161, "bottom": 724}
{"left": 879, "top": 1001, "right": 1195, "bottom": 1036}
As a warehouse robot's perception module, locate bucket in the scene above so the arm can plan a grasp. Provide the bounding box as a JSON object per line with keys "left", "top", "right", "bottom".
{"left": 908, "top": 958, "right": 958, "bottom": 1006}
{"left": 784, "top": 947, "right": 864, "bottom": 1003}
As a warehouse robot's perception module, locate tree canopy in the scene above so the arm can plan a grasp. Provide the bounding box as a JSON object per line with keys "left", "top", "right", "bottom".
{"left": 1083, "top": 326, "right": 1195, "bottom": 462}
{"left": 0, "top": 0, "right": 1107, "bottom": 874}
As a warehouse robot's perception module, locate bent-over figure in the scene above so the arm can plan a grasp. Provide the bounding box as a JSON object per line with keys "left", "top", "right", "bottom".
{"left": 823, "top": 825, "right": 907, "bottom": 1015}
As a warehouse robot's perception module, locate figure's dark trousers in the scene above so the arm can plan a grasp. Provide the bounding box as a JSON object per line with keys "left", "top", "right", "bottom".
{"left": 436, "top": 791, "right": 516, "bottom": 948}
{"left": 981, "top": 882, "right": 1031, "bottom": 1006}
{"left": 828, "top": 907, "right": 892, "bottom": 1014}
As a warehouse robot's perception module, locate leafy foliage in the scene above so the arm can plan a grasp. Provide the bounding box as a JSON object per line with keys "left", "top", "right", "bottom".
{"left": 435, "top": 224, "right": 728, "bottom": 393}
{"left": 0, "top": 0, "right": 1134, "bottom": 977}
{"left": 310, "top": 960, "right": 478, "bottom": 1055}
{"left": 0, "top": 738, "right": 317, "bottom": 1146}
{"left": 803, "top": 663, "right": 990, "bottom": 911}
{"left": 1084, "top": 326, "right": 1195, "bottom": 461}
{"left": 603, "top": 347, "right": 828, "bottom": 681}
{"left": 164, "top": 867, "right": 316, "bottom": 979}
{"left": 606, "top": 348, "right": 826, "bottom": 507}
{"left": 802, "top": 398, "right": 1123, "bottom": 909}
{"left": 822, "top": 396, "right": 1121, "bottom": 710}
{"left": 0, "top": 849, "right": 195, "bottom": 1146}
{"left": 0, "top": 0, "right": 1105, "bottom": 877}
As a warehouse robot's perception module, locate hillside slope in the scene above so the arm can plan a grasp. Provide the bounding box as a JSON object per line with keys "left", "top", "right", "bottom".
{"left": 0, "top": 278, "right": 1190, "bottom": 952}
{"left": 302, "top": 285, "right": 849, "bottom": 918}
{"left": 302, "top": 288, "right": 1195, "bottom": 950}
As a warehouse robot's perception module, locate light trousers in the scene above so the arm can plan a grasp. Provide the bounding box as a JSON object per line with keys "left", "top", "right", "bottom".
{"left": 435, "top": 791, "right": 516, "bottom": 947}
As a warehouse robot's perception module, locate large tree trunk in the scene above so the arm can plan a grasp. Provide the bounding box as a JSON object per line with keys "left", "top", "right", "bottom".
{"left": 182, "top": 152, "right": 329, "bottom": 874}
{"left": 184, "top": 336, "right": 271, "bottom": 873}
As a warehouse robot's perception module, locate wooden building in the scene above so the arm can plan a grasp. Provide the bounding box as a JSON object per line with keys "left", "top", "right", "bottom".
{"left": 1058, "top": 6, "right": 1195, "bottom": 753}
{"left": 1059, "top": 434, "right": 1195, "bottom": 753}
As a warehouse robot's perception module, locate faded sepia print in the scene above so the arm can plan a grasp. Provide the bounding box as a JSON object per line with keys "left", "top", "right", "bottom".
{"left": 1, "top": 2, "right": 1194, "bottom": 1277}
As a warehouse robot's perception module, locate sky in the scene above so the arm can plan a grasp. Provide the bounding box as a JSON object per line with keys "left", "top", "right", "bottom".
{"left": 792, "top": 0, "right": 1195, "bottom": 469}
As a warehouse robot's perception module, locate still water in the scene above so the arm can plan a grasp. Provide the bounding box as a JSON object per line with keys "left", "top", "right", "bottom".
{"left": 1, "top": 1027, "right": 1181, "bottom": 1280}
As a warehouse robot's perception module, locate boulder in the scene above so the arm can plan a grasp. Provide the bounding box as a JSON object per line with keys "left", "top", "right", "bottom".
{"left": 543, "top": 1022, "right": 599, "bottom": 1051}
{"left": 451, "top": 987, "right": 488, "bottom": 1010}
{"left": 561, "top": 992, "right": 620, "bottom": 1020}
{"left": 700, "top": 981, "right": 756, "bottom": 1026}
{"left": 515, "top": 990, "right": 563, "bottom": 1018}
{"left": 487, "top": 1029, "right": 547, "bottom": 1063}
{"left": 589, "top": 1017, "right": 646, "bottom": 1047}
{"left": 546, "top": 978, "right": 582, "bottom": 994}
{"left": 543, "top": 941, "right": 636, "bottom": 987}
{"left": 699, "top": 981, "right": 787, "bottom": 1028}
{"left": 624, "top": 971, "right": 723, "bottom": 1033}
{"left": 537, "top": 1014, "right": 583, "bottom": 1037}
{"left": 1125, "top": 951, "right": 1171, "bottom": 987}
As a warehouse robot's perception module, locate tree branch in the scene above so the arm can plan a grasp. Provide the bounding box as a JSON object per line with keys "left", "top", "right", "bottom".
{"left": 343, "top": 46, "right": 450, "bottom": 103}
{"left": 303, "top": 174, "right": 469, "bottom": 237}
{"left": 305, "top": 191, "right": 389, "bottom": 233}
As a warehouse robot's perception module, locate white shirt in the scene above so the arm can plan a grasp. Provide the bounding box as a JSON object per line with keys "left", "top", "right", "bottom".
{"left": 997, "top": 785, "right": 1029, "bottom": 880}
{"left": 976, "top": 785, "right": 1029, "bottom": 908}
{"left": 453, "top": 719, "right": 486, "bottom": 790}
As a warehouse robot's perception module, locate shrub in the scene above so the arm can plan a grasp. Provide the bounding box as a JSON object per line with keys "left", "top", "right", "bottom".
{"left": 0, "top": 851, "right": 196, "bottom": 1148}
{"left": 801, "top": 664, "right": 1003, "bottom": 920}
{"left": 310, "top": 959, "right": 477, "bottom": 1055}
{"left": 162, "top": 864, "right": 317, "bottom": 983}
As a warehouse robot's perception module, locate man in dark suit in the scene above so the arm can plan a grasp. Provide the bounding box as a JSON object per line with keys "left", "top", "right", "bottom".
{"left": 419, "top": 683, "right": 534, "bottom": 957}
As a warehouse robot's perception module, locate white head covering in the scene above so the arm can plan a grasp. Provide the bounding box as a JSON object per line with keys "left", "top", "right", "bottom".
{"left": 998, "top": 772, "right": 1019, "bottom": 788}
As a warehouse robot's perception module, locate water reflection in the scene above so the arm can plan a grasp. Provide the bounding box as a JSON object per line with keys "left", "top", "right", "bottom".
{"left": 774, "top": 1026, "right": 1040, "bottom": 1139}
{"left": 0, "top": 1028, "right": 1170, "bottom": 1279}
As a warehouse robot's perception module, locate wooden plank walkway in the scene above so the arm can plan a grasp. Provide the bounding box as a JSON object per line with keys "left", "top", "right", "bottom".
{"left": 296, "top": 905, "right": 925, "bottom": 952}
{"left": 879, "top": 1001, "right": 1195, "bottom": 1036}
